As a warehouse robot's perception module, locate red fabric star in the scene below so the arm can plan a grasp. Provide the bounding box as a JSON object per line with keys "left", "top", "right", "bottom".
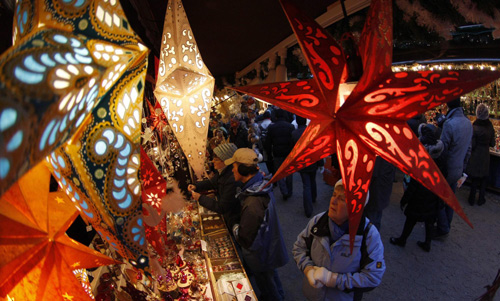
{"left": 233, "top": 0, "right": 500, "bottom": 249}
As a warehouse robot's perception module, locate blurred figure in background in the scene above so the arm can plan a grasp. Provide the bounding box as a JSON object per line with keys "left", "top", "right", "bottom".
{"left": 466, "top": 103, "right": 495, "bottom": 206}
{"left": 436, "top": 98, "right": 472, "bottom": 238}
{"left": 390, "top": 124, "right": 445, "bottom": 252}
{"left": 292, "top": 116, "right": 324, "bottom": 217}
{"left": 265, "top": 109, "right": 295, "bottom": 200}
{"left": 365, "top": 156, "right": 396, "bottom": 231}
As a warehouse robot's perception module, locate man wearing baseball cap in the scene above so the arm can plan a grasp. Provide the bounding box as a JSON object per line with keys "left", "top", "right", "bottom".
{"left": 226, "top": 148, "right": 289, "bottom": 300}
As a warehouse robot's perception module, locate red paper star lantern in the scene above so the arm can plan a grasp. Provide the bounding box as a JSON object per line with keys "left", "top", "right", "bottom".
{"left": 232, "top": 0, "right": 500, "bottom": 249}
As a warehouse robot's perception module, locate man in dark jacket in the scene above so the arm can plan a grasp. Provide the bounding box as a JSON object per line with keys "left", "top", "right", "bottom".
{"left": 265, "top": 108, "right": 295, "bottom": 199}
{"left": 229, "top": 117, "right": 250, "bottom": 149}
{"left": 436, "top": 98, "right": 472, "bottom": 237}
{"left": 364, "top": 156, "right": 396, "bottom": 230}
{"left": 226, "top": 148, "right": 289, "bottom": 301}
{"left": 292, "top": 116, "right": 324, "bottom": 217}
{"left": 188, "top": 143, "right": 240, "bottom": 229}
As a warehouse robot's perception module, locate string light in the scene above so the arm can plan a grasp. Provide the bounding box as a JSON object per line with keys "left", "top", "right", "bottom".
{"left": 392, "top": 62, "right": 500, "bottom": 72}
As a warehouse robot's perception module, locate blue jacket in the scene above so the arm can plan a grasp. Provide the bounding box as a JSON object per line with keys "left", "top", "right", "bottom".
{"left": 293, "top": 213, "right": 385, "bottom": 301}
{"left": 440, "top": 107, "right": 472, "bottom": 185}
{"left": 234, "top": 172, "right": 289, "bottom": 271}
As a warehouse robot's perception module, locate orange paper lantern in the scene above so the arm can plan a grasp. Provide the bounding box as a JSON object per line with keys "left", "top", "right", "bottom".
{"left": 0, "top": 163, "right": 120, "bottom": 300}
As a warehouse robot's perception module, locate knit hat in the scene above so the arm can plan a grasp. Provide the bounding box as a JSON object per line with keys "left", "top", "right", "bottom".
{"left": 213, "top": 143, "right": 237, "bottom": 164}
{"left": 476, "top": 103, "right": 489, "bottom": 120}
{"left": 224, "top": 148, "right": 258, "bottom": 166}
{"left": 447, "top": 98, "right": 461, "bottom": 110}
{"left": 418, "top": 123, "right": 437, "bottom": 146}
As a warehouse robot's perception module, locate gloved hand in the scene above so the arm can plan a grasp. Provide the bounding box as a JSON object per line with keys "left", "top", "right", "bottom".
{"left": 313, "top": 267, "right": 338, "bottom": 288}
{"left": 304, "top": 266, "right": 323, "bottom": 288}
{"left": 318, "top": 166, "right": 325, "bottom": 174}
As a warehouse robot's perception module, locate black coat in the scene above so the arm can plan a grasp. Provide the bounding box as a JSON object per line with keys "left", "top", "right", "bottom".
{"left": 265, "top": 118, "right": 295, "bottom": 158}
{"left": 365, "top": 157, "right": 395, "bottom": 212}
{"left": 466, "top": 119, "right": 495, "bottom": 178}
{"left": 401, "top": 145, "right": 446, "bottom": 221}
{"left": 195, "top": 166, "right": 241, "bottom": 229}
{"left": 229, "top": 126, "right": 250, "bottom": 149}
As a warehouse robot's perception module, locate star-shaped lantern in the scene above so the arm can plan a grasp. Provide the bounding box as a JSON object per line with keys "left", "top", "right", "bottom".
{"left": 0, "top": 0, "right": 149, "bottom": 198}
{"left": 0, "top": 163, "right": 119, "bottom": 300}
{"left": 233, "top": 0, "right": 500, "bottom": 248}
{"left": 0, "top": 0, "right": 151, "bottom": 266}
{"left": 154, "top": 0, "right": 215, "bottom": 179}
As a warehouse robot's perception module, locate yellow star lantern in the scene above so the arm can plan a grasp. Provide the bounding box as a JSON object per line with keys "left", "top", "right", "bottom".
{"left": 154, "top": 0, "right": 215, "bottom": 178}
{"left": 0, "top": 163, "right": 120, "bottom": 300}
{"left": 0, "top": 0, "right": 149, "bottom": 197}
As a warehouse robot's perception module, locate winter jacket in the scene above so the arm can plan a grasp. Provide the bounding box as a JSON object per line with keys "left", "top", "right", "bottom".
{"left": 229, "top": 126, "right": 250, "bottom": 149}
{"left": 401, "top": 141, "right": 446, "bottom": 221}
{"left": 440, "top": 107, "right": 472, "bottom": 185}
{"left": 265, "top": 118, "right": 295, "bottom": 158}
{"left": 466, "top": 119, "right": 496, "bottom": 178}
{"left": 293, "top": 213, "right": 386, "bottom": 301}
{"left": 195, "top": 166, "right": 240, "bottom": 229}
{"left": 365, "top": 157, "right": 395, "bottom": 212}
{"left": 233, "top": 172, "right": 289, "bottom": 271}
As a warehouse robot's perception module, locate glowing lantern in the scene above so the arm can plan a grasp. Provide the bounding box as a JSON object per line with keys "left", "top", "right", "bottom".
{"left": 0, "top": 0, "right": 151, "bottom": 265}
{"left": 0, "top": 163, "right": 119, "bottom": 300}
{"left": 0, "top": 0, "right": 149, "bottom": 200}
{"left": 233, "top": 0, "right": 500, "bottom": 249}
{"left": 154, "top": 0, "right": 215, "bottom": 179}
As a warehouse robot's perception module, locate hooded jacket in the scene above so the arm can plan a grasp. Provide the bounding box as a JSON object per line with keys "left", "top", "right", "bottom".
{"left": 441, "top": 107, "right": 472, "bottom": 185}
{"left": 293, "top": 213, "right": 385, "bottom": 301}
{"left": 233, "top": 172, "right": 289, "bottom": 271}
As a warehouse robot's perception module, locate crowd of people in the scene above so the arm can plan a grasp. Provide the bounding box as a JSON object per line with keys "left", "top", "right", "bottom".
{"left": 188, "top": 98, "right": 493, "bottom": 300}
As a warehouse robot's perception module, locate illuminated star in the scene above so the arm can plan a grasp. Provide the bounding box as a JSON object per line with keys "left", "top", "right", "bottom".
{"left": 233, "top": 0, "right": 500, "bottom": 248}
{"left": 62, "top": 293, "right": 74, "bottom": 301}
{"left": 55, "top": 196, "right": 65, "bottom": 204}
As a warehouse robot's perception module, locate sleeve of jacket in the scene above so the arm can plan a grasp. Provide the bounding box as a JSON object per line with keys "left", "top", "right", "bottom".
{"left": 198, "top": 175, "right": 239, "bottom": 225}
{"left": 440, "top": 122, "right": 452, "bottom": 153}
{"left": 489, "top": 124, "right": 496, "bottom": 147}
{"left": 335, "top": 226, "right": 386, "bottom": 291}
{"left": 195, "top": 175, "right": 218, "bottom": 192}
{"left": 235, "top": 196, "right": 265, "bottom": 249}
{"left": 292, "top": 214, "right": 322, "bottom": 272}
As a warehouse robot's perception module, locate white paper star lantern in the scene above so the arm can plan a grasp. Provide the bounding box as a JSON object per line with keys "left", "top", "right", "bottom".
{"left": 154, "top": 0, "right": 214, "bottom": 178}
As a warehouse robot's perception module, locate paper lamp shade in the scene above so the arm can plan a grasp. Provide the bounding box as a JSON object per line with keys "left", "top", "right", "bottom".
{"left": 46, "top": 57, "right": 150, "bottom": 265}
{"left": 233, "top": 0, "right": 500, "bottom": 250}
{"left": 0, "top": 0, "right": 151, "bottom": 265}
{"left": 0, "top": 162, "right": 119, "bottom": 300}
{"left": 154, "top": 0, "right": 215, "bottom": 179}
{"left": 0, "top": 0, "right": 149, "bottom": 198}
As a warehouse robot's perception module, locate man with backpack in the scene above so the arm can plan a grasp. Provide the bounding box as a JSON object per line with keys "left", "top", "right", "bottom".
{"left": 293, "top": 179, "right": 386, "bottom": 300}
{"left": 226, "top": 148, "right": 289, "bottom": 300}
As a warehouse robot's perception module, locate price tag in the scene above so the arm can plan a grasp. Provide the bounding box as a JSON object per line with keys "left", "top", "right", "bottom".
{"left": 86, "top": 225, "right": 93, "bottom": 232}
{"left": 200, "top": 239, "right": 207, "bottom": 252}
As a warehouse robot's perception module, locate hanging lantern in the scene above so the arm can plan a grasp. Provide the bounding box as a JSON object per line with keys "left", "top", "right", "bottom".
{"left": 154, "top": 0, "right": 215, "bottom": 179}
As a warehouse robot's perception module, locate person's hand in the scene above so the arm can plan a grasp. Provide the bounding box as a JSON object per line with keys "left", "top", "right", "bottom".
{"left": 313, "top": 267, "right": 338, "bottom": 288}
{"left": 318, "top": 166, "right": 325, "bottom": 174}
{"left": 304, "top": 266, "right": 323, "bottom": 288}
{"left": 187, "top": 184, "right": 196, "bottom": 192}
{"left": 190, "top": 190, "right": 200, "bottom": 201}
